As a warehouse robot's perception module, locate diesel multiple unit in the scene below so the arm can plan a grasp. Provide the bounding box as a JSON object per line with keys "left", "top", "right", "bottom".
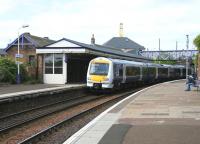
{"left": 87, "top": 57, "right": 186, "bottom": 89}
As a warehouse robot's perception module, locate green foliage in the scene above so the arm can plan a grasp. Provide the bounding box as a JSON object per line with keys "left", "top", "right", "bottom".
{"left": 0, "top": 58, "right": 17, "bottom": 83}
{"left": 20, "top": 64, "right": 28, "bottom": 82}
{"left": 193, "top": 34, "right": 200, "bottom": 51}
{"left": 153, "top": 60, "right": 176, "bottom": 65}
{"left": 0, "top": 57, "right": 27, "bottom": 83}
{"left": 192, "top": 54, "right": 198, "bottom": 66}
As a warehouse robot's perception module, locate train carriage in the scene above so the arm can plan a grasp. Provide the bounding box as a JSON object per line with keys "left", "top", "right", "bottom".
{"left": 87, "top": 57, "right": 186, "bottom": 89}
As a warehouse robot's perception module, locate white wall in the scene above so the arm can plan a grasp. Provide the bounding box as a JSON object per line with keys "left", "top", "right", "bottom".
{"left": 43, "top": 53, "right": 67, "bottom": 84}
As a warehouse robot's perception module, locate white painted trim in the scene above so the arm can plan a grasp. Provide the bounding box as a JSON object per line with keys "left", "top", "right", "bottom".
{"left": 64, "top": 79, "right": 184, "bottom": 144}
{"left": 47, "top": 39, "right": 82, "bottom": 47}
{"left": 36, "top": 48, "right": 86, "bottom": 54}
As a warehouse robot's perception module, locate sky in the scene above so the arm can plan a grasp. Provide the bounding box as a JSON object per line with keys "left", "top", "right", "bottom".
{"left": 0, "top": 0, "right": 199, "bottom": 51}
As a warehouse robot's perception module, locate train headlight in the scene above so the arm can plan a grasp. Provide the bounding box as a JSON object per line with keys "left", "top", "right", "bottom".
{"left": 103, "top": 77, "right": 109, "bottom": 82}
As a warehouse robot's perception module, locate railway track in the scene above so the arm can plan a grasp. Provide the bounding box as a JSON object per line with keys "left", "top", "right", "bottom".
{"left": 0, "top": 88, "right": 141, "bottom": 144}
{"left": 0, "top": 94, "right": 104, "bottom": 133}
{"left": 18, "top": 89, "right": 139, "bottom": 144}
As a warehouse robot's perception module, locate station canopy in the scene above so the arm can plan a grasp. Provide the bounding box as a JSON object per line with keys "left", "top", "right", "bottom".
{"left": 36, "top": 38, "right": 151, "bottom": 62}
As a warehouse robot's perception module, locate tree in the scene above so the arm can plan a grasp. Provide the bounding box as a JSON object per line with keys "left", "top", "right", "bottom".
{"left": 193, "top": 34, "right": 200, "bottom": 77}
{"left": 194, "top": 34, "right": 200, "bottom": 51}
{"left": 0, "top": 58, "right": 17, "bottom": 83}
{"left": 0, "top": 57, "right": 27, "bottom": 83}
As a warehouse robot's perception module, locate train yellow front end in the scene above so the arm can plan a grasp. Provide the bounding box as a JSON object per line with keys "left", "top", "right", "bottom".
{"left": 87, "top": 57, "right": 114, "bottom": 89}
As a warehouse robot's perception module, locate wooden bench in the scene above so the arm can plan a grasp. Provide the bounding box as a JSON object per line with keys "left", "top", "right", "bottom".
{"left": 194, "top": 80, "right": 200, "bottom": 91}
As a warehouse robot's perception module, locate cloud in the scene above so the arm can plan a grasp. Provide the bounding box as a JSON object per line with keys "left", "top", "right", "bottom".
{"left": 0, "top": 0, "right": 16, "bottom": 14}
{"left": 0, "top": 0, "right": 200, "bottom": 51}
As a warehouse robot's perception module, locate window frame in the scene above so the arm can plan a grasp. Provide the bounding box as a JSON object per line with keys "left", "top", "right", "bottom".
{"left": 44, "top": 54, "right": 63, "bottom": 74}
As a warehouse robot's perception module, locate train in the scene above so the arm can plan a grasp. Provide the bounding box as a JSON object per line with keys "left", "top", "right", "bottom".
{"left": 87, "top": 57, "right": 187, "bottom": 89}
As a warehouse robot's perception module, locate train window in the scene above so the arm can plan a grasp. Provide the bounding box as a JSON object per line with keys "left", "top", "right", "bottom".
{"left": 175, "top": 68, "right": 181, "bottom": 76}
{"left": 126, "top": 66, "right": 140, "bottom": 76}
{"left": 90, "top": 63, "right": 109, "bottom": 75}
{"left": 169, "top": 68, "right": 174, "bottom": 75}
{"left": 158, "top": 68, "right": 168, "bottom": 75}
{"left": 148, "top": 67, "right": 156, "bottom": 75}
{"left": 142, "top": 67, "right": 148, "bottom": 75}
{"left": 183, "top": 68, "right": 186, "bottom": 76}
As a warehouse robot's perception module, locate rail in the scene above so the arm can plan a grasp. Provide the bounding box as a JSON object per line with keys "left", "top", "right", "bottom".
{"left": 18, "top": 90, "right": 138, "bottom": 144}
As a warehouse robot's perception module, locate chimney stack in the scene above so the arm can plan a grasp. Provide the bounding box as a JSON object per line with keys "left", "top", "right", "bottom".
{"left": 119, "top": 23, "right": 124, "bottom": 37}
{"left": 91, "top": 34, "right": 95, "bottom": 45}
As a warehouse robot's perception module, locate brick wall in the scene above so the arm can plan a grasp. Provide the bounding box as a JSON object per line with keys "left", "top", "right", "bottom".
{"left": 37, "top": 54, "right": 43, "bottom": 81}
{"left": 6, "top": 45, "right": 36, "bottom": 62}
{"left": 6, "top": 45, "right": 37, "bottom": 78}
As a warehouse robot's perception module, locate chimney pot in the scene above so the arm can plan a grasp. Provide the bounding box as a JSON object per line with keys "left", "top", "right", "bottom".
{"left": 91, "top": 34, "right": 95, "bottom": 45}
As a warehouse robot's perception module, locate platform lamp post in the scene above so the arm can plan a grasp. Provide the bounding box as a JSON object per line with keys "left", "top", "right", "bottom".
{"left": 186, "top": 34, "right": 189, "bottom": 79}
{"left": 16, "top": 25, "right": 29, "bottom": 84}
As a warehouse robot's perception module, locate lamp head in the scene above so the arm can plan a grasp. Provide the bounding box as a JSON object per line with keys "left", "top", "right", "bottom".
{"left": 22, "top": 25, "right": 29, "bottom": 28}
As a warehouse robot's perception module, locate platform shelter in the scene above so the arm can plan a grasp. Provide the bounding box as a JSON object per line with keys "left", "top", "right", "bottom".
{"left": 36, "top": 37, "right": 151, "bottom": 84}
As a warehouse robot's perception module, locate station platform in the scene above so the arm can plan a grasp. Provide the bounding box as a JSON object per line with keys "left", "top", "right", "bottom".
{"left": 0, "top": 83, "right": 86, "bottom": 101}
{"left": 65, "top": 80, "right": 200, "bottom": 144}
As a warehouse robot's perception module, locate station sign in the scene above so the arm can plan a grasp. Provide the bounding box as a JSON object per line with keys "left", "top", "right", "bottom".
{"left": 15, "top": 54, "right": 23, "bottom": 64}
{"left": 15, "top": 61, "right": 23, "bottom": 64}
{"left": 15, "top": 54, "right": 23, "bottom": 58}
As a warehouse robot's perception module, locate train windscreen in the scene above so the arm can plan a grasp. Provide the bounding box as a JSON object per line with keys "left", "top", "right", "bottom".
{"left": 89, "top": 63, "right": 109, "bottom": 75}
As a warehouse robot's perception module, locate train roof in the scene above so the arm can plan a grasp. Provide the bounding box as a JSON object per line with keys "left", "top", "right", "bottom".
{"left": 91, "top": 57, "right": 186, "bottom": 68}
{"left": 92, "top": 57, "right": 145, "bottom": 66}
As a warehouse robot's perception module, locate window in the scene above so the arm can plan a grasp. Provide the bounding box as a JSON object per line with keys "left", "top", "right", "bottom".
{"left": 158, "top": 68, "right": 168, "bottom": 76}
{"left": 54, "top": 54, "right": 63, "bottom": 74}
{"left": 90, "top": 63, "right": 109, "bottom": 75}
{"left": 29, "top": 55, "right": 35, "bottom": 65}
{"left": 45, "top": 54, "right": 53, "bottom": 74}
{"left": 148, "top": 67, "right": 156, "bottom": 76}
{"left": 126, "top": 66, "right": 140, "bottom": 76}
{"left": 44, "top": 54, "right": 63, "bottom": 74}
{"left": 182, "top": 68, "right": 186, "bottom": 76}
{"left": 142, "top": 67, "right": 148, "bottom": 75}
{"left": 175, "top": 68, "right": 180, "bottom": 76}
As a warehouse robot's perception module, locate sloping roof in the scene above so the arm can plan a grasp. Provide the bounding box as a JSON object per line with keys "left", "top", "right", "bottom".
{"left": 39, "top": 38, "right": 150, "bottom": 62}
{"left": 24, "top": 33, "right": 55, "bottom": 47}
{"left": 0, "top": 49, "right": 6, "bottom": 55}
{"left": 103, "top": 37, "right": 145, "bottom": 50}
{"left": 5, "top": 33, "right": 55, "bottom": 51}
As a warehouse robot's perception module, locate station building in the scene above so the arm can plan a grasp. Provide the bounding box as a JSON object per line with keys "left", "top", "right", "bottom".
{"left": 36, "top": 35, "right": 151, "bottom": 84}
{"left": 5, "top": 33, "right": 54, "bottom": 63}
{"left": 4, "top": 33, "right": 54, "bottom": 77}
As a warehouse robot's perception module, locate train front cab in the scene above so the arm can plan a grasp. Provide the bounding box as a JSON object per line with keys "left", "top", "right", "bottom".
{"left": 87, "top": 58, "right": 114, "bottom": 89}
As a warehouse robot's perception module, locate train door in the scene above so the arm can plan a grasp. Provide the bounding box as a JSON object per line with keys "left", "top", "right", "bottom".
{"left": 113, "top": 63, "right": 123, "bottom": 84}
{"left": 122, "top": 64, "right": 126, "bottom": 83}
{"left": 168, "top": 68, "right": 170, "bottom": 78}
{"left": 140, "top": 66, "right": 143, "bottom": 80}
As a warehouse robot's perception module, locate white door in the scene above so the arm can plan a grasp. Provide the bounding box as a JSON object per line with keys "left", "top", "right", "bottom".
{"left": 43, "top": 53, "right": 66, "bottom": 84}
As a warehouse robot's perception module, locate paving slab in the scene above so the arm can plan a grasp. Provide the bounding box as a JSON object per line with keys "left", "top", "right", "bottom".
{"left": 0, "top": 83, "right": 86, "bottom": 100}
{"left": 0, "top": 84, "right": 59, "bottom": 95}
{"left": 65, "top": 80, "right": 200, "bottom": 144}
